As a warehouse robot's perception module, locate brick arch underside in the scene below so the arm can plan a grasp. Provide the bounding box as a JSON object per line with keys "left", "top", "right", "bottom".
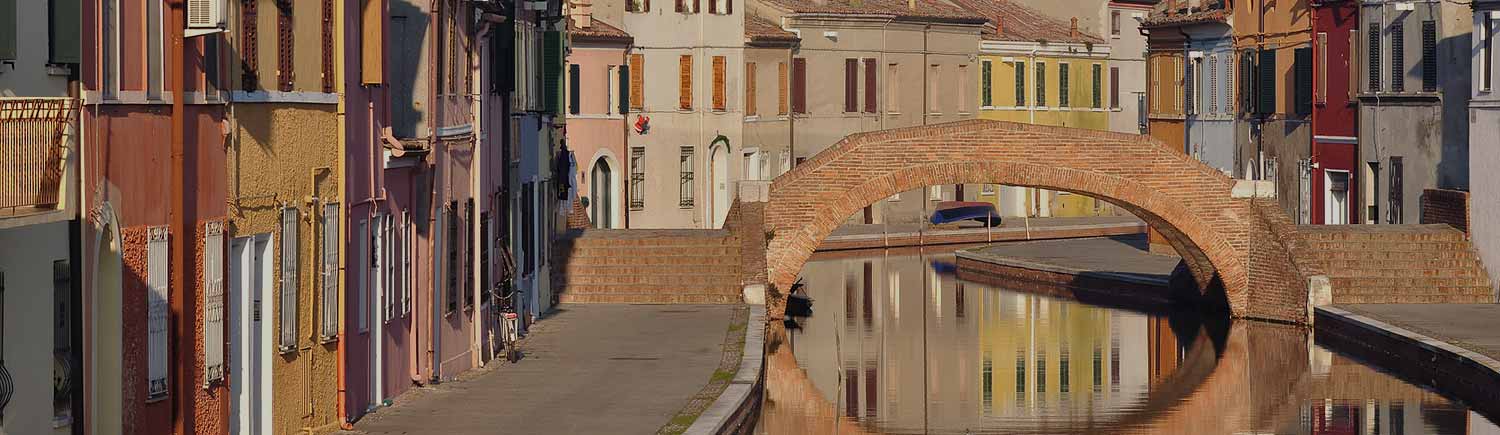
{"left": 762, "top": 121, "right": 1258, "bottom": 317}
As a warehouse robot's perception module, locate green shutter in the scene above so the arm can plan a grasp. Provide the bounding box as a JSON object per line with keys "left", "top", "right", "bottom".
{"left": 1015, "top": 62, "right": 1025, "bottom": 106}
{"left": 49, "top": 0, "right": 80, "bottom": 63}
{"left": 0, "top": 0, "right": 16, "bottom": 60}
{"left": 981, "top": 61, "right": 992, "bottom": 107}
{"left": 619, "top": 64, "right": 630, "bottom": 114}
{"left": 1092, "top": 64, "right": 1102, "bottom": 109}
{"left": 1256, "top": 49, "right": 1276, "bottom": 116}
{"left": 568, "top": 64, "right": 580, "bottom": 115}
{"left": 543, "top": 30, "right": 563, "bottom": 114}
{"left": 1059, "top": 63, "right": 1070, "bottom": 107}
{"left": 1294, "top": 47, "right": 1312, "bottom": 116}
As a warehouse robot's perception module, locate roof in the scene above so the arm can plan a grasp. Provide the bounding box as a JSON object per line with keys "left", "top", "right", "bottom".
{"left": 746, "top": 15, "right": 801, "bottom": 45}
{"left": 1140, "top": 7, "right": 1228, "bottom": 28}
{"left": 568, "top": 18, "right": 633, "bottom": 42}
{"left": 948, "top": 0, "right": 1104, "bottom": 44}
{"left": 757, "top": 0, "right": 989, "bottom": 25}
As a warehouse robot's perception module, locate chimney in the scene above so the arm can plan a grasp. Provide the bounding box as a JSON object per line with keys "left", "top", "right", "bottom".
{"left": 994, "top": 17, "right": 1002, "bottom": 35}
{"left": 1070, "top": 17, "right": 1078, "bottom": 39}
{"left": 570, "top": 0, "right": 593, "bottom": 28}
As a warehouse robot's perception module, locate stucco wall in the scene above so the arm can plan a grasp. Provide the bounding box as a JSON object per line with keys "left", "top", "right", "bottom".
{"left": 1470, "top": 107, "right": 1500, "bottom": 298}
{"left": 1108, "top": 3, "right": 1152, "bottom": 134}
{"left": 0, "top": 222, "right": 72, "bottom": 435}
{"left": 567, "top": 44, "right": 629, "bottom": 228}
{"left": 226, "top": 103, "right": 342, "bottom": 435}
{"left": 743, "top": 45, "right": 794, "bottom": 183}
{"left": 0, "top": 0, "right": 70, "bottom": 97}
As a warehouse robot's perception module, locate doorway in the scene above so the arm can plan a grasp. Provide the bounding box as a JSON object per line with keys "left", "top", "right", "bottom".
{"left": 230, "top": 235, "right": 273, "bottom": 435}
{"left": 710, "top": 145, "right": 729, "bottom": 228}
{"left": 90, "top": 208, "right": 124, "bottom": 434}
{"left": 1324, "top": 170, "right": 1350, "bottom": 225}
{"left": 591, "top": 159, "right": 614, "bottom": 229}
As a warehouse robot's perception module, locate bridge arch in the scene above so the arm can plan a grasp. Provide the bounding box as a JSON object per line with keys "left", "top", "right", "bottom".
{"left": 762, "top": 120, "right": 1290, "bottom": 319}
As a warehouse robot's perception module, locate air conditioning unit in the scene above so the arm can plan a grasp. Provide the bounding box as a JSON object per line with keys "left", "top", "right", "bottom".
{"left": 1394, "top": 1, "right": 1415, "bottom": 11}
{"left": 186, "top": 0, "right": 226, "bottom": 37}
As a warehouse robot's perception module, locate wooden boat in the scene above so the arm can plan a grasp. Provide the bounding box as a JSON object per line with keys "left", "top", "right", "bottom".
{"left": 930, "top": 201, "right": 1003, "bottom": 226}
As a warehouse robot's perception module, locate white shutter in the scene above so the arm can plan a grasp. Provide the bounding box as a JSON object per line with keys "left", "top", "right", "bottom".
{"left": 321, "top": 203, "right": 339, "bottom": 340}
{"left": 203, "top": 222, "right": 226, "bottom": 384}
{"left": 147, "top": 226, "right": 170, "bottom": 398}
{"left": 279, "top": 207, "right": 299, "bottom": 352}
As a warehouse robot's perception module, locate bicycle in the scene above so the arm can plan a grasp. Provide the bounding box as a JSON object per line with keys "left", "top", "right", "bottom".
{"left": 488, "top": 247, "right": 522, "bottom": 364}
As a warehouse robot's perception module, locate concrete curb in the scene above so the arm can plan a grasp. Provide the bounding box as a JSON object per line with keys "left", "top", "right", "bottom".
{"left": 1314, "top": 306, "right": 1500, "bottom": 415}
{"left": 683, "top": 304, "right": 766, "bottom": 435}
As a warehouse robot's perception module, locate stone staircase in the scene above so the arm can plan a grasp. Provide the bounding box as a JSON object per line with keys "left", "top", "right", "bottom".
{"left": 1298, "top": 224, "right": 1495, "bottom": 304}
{"left": 552, "top": 229, "right": 745, "bottom": 304}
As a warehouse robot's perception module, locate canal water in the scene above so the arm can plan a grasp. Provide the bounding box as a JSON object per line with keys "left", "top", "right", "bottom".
{"left": 759, "top": 250, "right": 1500, "bottom": 434}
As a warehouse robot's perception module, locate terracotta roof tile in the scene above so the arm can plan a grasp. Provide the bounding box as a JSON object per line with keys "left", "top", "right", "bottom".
{"left": 746, "top": 15, "right": 801, "bottom": 44}
{"left": 758, "top": 0, "right": 989, "bottom": 24}
{"left": 568, "top": 18, "right": 633, "bottom": 42}
{"left": 1141, "top": 4, "right": 1229, "bottom": 28}
{"left": 948, "top": 0, "right": 1104, "bottom": 44}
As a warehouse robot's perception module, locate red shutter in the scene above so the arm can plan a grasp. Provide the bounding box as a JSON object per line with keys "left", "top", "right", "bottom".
{"left": 864, "top": 59, "right": 877, "bottom": 113}
{"left": 792, "top": 58, "right": 807, "bottom": 113}
{"left": 712, "top": 56, "right": 726, "bottom": 111}
{"left": 694, "top": 0, "right": 700, "bottom": 13}
{"left": 844, "top": 59, "right": 857, "bottom": 112}
{"left": 675, "top": 0, "right": 683, "bottom": 12}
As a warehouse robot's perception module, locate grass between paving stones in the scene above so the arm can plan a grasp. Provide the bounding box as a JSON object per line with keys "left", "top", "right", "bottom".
{"left": 656, "top": 305, "right": 751, "bottom": 435}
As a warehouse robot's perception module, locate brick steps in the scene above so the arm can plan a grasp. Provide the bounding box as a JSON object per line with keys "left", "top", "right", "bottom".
{"left": 553, "top": 229, "right": 745, "bottom": 305}
{"left": 1296, "top": 224, "right": 1495, "bottom": 305}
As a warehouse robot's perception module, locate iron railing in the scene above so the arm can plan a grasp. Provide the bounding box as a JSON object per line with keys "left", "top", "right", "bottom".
{"left": 0, "top": 98, "right": 77, "bottom": 212}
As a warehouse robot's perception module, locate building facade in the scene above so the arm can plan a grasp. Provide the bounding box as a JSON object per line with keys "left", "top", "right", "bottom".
{"left": 1357, "top": 0, "right": 1471, "bottom": 225}
{"left": 741, "top": 15, "right": 799, "bottom": 184}
{"left": 1106, "top": 1, "right": 1156, "bottom": 135}
{"left": 566, "top": 2, "right": 634, "bottom": 229}
{"left": 1309, "top": 0, "right": 1360, "bottom": 225}
{"left": 1469, "top": 0, "right": 1499, "bottom": 295}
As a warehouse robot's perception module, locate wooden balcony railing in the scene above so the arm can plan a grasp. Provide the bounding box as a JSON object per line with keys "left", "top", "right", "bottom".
{"left": 0, "top": 98, "right": 77, "bottom": 213}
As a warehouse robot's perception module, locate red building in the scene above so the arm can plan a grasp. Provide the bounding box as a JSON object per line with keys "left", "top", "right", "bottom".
{"left": 1310, "top": 0, "right": 1360, "bottom": 224}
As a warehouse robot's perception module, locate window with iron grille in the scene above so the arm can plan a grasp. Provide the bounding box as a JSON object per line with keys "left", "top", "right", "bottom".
{"left": 1014, "top": 61, "right": 1026, "bottom": 106}
{"left": 1369, "top": 23, "right": 1382, "bottom": 92}
{"left": 320, "top": 204, "right": 338, "bottom": 339}
{"left": 679, "top": 147, "right": 695, "bottom": 208}
{"left": 630, "top": 148, "right": 645, "bottom": 210}
{"left": 203, "top": 222, "right": 225, "bottom": 384}
{"left": 1391, "top": 21, "right": 1404, "bottom": 92}
{"left": 1421, "top": 20, "right": 1436, "bottom": 92}
{"left": 147, "top": 227, "right": 170, "bottom": 399}
{"left": 279, "top": 207, "right": 299, "bottom": 353}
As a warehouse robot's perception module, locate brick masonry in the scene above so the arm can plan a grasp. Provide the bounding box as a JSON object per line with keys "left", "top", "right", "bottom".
{"left": 1420, "top": 188, "right": 1470, "bottom": 234}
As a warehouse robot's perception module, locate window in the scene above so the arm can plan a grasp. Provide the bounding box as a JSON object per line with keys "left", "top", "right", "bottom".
{"left": 1389, "top": 156, "right": 1404, "bottom": 224}
{"left": 1483, "top": 13, "right": 1494, "bottom": 92}
{"left": 627, "top": 0, "right": 649, "bottom": 12}
{"left": 1295, "top": 47, "right": 1312, "bottom": 116}
{"left": 957, "top": 64, "right": 970, "bottom": 113}
{"left": 362, "top": 0, "right": 385, "bottom": 84}
{"left": 1036, "top": 62, "right": 1047, "bottom": 107}
{"left": 279, "top": 208, "right": 299, "bottom": 353}
{"left": 617, "top": 64, "right": 629, "bottom": 114}
{"left": 929, "top": 64, "right": 940, "bottom": 112}
{"left": 1421, "top": 20, "right": 1436, "bottom": 92}
{"left": 679, "top": 147, "right": 695, "bottom": 208}
{"left": 680, "top": 55, "right": 694, "bottom": 110}
{"left": 400, "top": 211, "right": 411, "bottom": 316}
{"left": 446, "top": 203, "right": 459, "bottom": 313}
{"left": 382, "top": 215, "right": 396, "bottom": 320}
{"left": 712, "top": 56, "right": 727, "bottom": 111}
{"left": 791, "top": 58, "right": 807, "bottom": 113}
{"left": 102, "top": 0, "right": 120, "bottom": 97}
{"left": 1059, "top": 63, "right": 1071, "bottom": 107}
{"left": 1015, "top": 61, "right": 1026, "bottom": 106}
{"left": 320, "top": 203, "right": 339, "bottom": 340}
{"left": 1184, "top": 59, "right": 1194, "bottom": 115}
{"left": 277, "top": 0, "right": 293, "bottom": 92}
{"left": 887, "top": 63, "right": 900, "bottom": 113}
{"left": 1110, "top": 66, "right": 1119, "bottom": 109}
{"left": 746, "top": 62, "right": 757, "bottom": 116}
{"left": 1257, "top": 49, "right": 1276, "bottom": 116}
{"left": 569, "top": 64, "right": 581, "bottom": 115}
{"left": 148, "top": 0, "right": 165, "bottom": 99}
{"left": 1208, "top": 57, "right": 1217, "bottom": 113}
{"left": 203, "top": 222, "right": 226, "bottom": 384}
{"left": 676, "top": 0, "right": 698, "bottom": 13}
{"left": 630, "top": 148, "right": 645, "bottom": 210}
{"left": 1391, "top": 21, "right": 1405, "bottom": 92}
{"left": 630, "top": 54, "right": 645, "bottom": 110}
{"left": 710, "top": 0, "right": 730, "bottom": 15}
{"left": 845, "top": 58, "right": 859, "bottom": 112}
{"left": 1240, "top": 51, "right": 1254, "bottom": 113}
{"left": 1316, "top": 32, "right": 1328, "bottom": 104}
{"left": 464, "top": 201, "right": 474, "bottom": 311}
{"left": 148, "top": 227, "right": 170, "bottom": 399}
{"left": 981, "top": 60, "right": 993, "bottom": 107}
{"left": 0, "top": 0, "right": 13, "bottom": 60}
{"left": 1369, "top": 23, "right": 1382, "bottom": 92}
{"left": 543, "top": 30, "right": 563, "bottom": 113}
{"left": 1093, "top": 64, "right": 1103, "bottom": 109}
{"left": 864, "top": 58, "right": 877, "bottom": 113}
{"left": 778, "top": 61, "right": 789, "bottom": 114}
{"left": 608, "top": 65, "right": 620, "bottom": 115}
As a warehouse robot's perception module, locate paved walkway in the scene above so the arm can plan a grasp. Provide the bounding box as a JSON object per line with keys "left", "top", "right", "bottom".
{"left": 957, "top": 234, "right": 1181, "bottom": 286}
{"left": 1334, "top": 304, "right": 1500, "bottom": 362}
{"left": 347, "top": 304, "right": 738, "bottom": 435}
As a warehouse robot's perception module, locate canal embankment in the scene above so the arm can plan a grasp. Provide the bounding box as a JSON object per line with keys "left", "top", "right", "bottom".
{"left": 1315, "top": 304, "right": 1500, "bottom": 419}
{"left": 953, "top": 233, "right": 1183, "bottom": 310}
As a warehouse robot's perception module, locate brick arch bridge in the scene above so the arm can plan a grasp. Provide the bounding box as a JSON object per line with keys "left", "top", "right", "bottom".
{"left": 743, "top": 120, "right": 1311, "bottom": 322}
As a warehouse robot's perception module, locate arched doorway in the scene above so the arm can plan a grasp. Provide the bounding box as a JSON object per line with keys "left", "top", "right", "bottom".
{"left": 709, "top": 142, "right": 730, "bottom": 229}
{"left": 89, "top": 205, "right": 123, "bottom": 434}
{"left": 591, "top": 158, "right": 615, "bottom": 229}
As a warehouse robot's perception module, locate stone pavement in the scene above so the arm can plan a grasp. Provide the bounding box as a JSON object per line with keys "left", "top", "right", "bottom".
{"left": 957, "top": 233, "right": 1181, "bottom": 286}
{"left": 1333, "top": 304, "right": 1500, "bottom": 362}
{"left": 346, "top": 304, "right": 739, "bottom": 435}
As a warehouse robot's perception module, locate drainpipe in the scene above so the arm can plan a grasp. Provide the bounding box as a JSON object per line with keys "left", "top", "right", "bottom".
{"left": 167, "top": 0, "right": 192, "bottom": 432}
{"left": 1180, "top": 27, "right": 1191, "bottom": 156}
{"left": 1028, "top": 48, "right": 1038, "bottom": 124}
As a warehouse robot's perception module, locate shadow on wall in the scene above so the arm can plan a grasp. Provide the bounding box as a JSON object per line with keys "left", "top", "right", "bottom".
{"left": 1437, "top": 32, "right": 1471, "bottom": 191}
{"left": 389, "top": 0, "right": 431, "bottom": 140}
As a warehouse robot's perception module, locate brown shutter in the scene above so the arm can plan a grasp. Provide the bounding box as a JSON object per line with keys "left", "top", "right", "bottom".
{"left": 844, "top": 58, "right": 857, "bottom": 112}
{"left": 322, "top": 0, "right": 334, "bottom": 92}
{"left": 746, "top": 62, "right": 757, "bottom": 116}
{"left": 694, "top": 0, "right": 700, "bottom": 13}
{"left": 645, "top": 0, "right": 650, "bottom": 12}
{"left": 242, "top": 0, "right": 258, "bottom": 90}
{"left": 864, "top": 58, "right": 876, "bottom": 113}
{"left": 726, "top": 0, "right": 732, "bottom": 15}
{"left": 778, "top": 61, "right": 788, "bottom": 115}
{"left": 679, "top": 54, "right": 693, "bottom": 110}
{"left": 712, "top": 56, "right": 726, "bottom": 111}
{"left": 676, "top": 0, "right": 683, "bottom": 13}
{"left": 1110, "top": 66, "right": 1119, "bottom": 109}
{"left": 360, "top": 0, "right": 383, "bottom": 85}
{"left": 630, "top": 54, "right": 645, "bottom": 109}
{"left": 792, "top": 58, "right": 807, "bottom": 113}
{"left": 278, "top": 0, "right": 294, "bottom": 92}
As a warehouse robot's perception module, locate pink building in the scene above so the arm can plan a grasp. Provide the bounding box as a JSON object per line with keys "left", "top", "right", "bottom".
{"left": 566, "top": 5, "right": 634, "bottom": 228}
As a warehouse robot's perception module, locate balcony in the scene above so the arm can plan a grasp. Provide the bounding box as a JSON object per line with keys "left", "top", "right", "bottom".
{"left": 0, "top": 98, "right": 77, "bottom": 219}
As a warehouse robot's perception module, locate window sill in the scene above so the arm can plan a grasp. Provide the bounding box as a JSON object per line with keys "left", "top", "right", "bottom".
{"left": 319, "top": 335, "right": 339, "bottom": 345}
{"left": 146, "top": 394, "right": 169, "bottom": 404}
{"left": 278, "top": 346, "right": 298, "bottom": 355}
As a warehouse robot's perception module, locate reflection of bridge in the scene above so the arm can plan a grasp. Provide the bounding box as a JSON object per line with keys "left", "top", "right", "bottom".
{"left": 721, "top": 120, "right": 1492, "bottom": 324}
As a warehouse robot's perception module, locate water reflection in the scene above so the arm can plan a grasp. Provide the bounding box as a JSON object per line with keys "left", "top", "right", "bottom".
{"left": 760, "top": 250, "right": 1500, "bottom": 435}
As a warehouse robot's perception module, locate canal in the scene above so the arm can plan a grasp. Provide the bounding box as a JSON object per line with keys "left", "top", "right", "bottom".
{"left": 759, "top": 249, "right": 1500, "bottom": 434}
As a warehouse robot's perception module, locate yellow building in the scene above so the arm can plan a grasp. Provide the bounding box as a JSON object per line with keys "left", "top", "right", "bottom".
{"left": 954, "top": 0, "right": 1117, "bottom": 217}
